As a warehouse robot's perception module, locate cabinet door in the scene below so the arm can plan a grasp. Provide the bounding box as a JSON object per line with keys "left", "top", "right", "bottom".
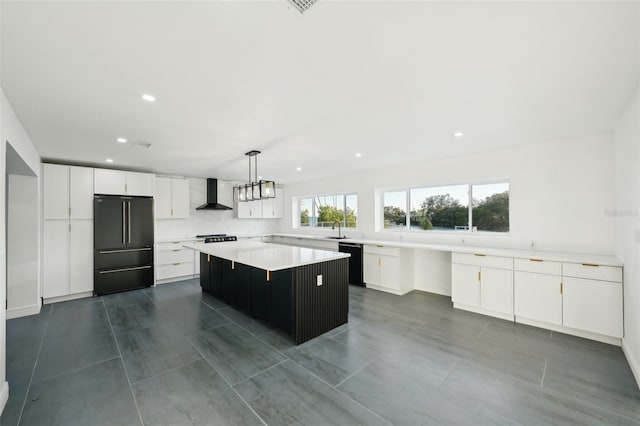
{"left": 363, "top": 254, "right": 381, "bottom": 286}
{"left": 272, "top": 188, "right": 284, "bottom": 218}
{"left": 250, "top": 200, "right": 263, "bottom": 218}
{"left": 200, "top": 253, "right": 211, "bottom": 291}
{"left": 481, "top": 267, "right": 513, "bottom": 315}
{"left": 94, "top": 169, "right": 126, "bottom": 195}
{"left": 563, "top": 277, "right": 623, "bottom": 338}
{"left": 171, "top": 178, "right": 190, "bottom": 218}
{"left": 69, "top": 166, "right": 94, "bottom": 219}
{"left": 69, "top": 220, "right": 93, "bottom": 294}
{"left": 514, "top": 271, "right": 562, "bottom": 325}
{"left": 451, "top": 263, "right": 481, "bottom": 307}
{"left": 125, "top": 171, "right": 154, "bottom": 196}
{"left": 380, "top": 255, "right": 400, "bottom": 290}
{"left": 154, "top": 177, "right": 172, "bottom": 219}
{"left": 43, "top": 164, "right": 69, "bottom": 219}
{"left": 43, "top": 220, "right": 69, "bottom": 298}
{"left": 261, "top": 198, "right": 275, "bottom": 219}
{"left": 237, "top": 201, "right": 252, "bottom": 218}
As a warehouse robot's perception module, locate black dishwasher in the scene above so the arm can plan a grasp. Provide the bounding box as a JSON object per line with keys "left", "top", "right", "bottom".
{"left": 338, "top": 242, "right": 364, "bottom": 287}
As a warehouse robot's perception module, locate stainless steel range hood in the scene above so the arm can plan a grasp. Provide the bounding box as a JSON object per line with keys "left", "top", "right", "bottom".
{"left": 196, "top": 178, "right": 233, "bottom": 210}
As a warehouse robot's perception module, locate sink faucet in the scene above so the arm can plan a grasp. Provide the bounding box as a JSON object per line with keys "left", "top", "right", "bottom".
{"left": 332, "top": 220, "right": 342, "bottom": 239}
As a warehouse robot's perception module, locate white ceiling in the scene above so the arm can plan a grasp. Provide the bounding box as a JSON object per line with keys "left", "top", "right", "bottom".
{"left": 2, "top": 1, "right": 638, "bottom": 183}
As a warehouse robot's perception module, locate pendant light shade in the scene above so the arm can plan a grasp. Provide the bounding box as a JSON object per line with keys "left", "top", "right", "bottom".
{"left": 233, "top": 150, "right": 276, "bottom": 203}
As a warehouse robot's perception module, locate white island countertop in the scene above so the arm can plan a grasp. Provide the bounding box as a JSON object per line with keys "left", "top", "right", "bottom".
{"left": 183, "top": 240, "right": 350, "bottom": 271}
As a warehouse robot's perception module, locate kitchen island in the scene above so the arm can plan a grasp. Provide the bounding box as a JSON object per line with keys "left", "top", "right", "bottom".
{"left": 183, "top": 241, "right": 350, "bottom": 344}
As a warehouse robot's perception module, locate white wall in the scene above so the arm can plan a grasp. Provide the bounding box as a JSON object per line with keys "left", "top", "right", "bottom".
{"left": 155, "top": 177, "right": 279, "bottom": 239}
{"left": 7, "top": 174, "right": 39, "bottom": 318}
{"left": 614, "top": 84, "right": 640, "bottom": 385}
{"left": 280, "top": 134, "right": 616, "bottom": 255}
{"left": 1, "top": 90, "right": 42, "bottom": 414}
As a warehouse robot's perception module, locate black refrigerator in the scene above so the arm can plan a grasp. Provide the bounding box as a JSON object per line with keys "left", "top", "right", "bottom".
{"left": 94, "top": 195, "right": 154, "bottom": 295}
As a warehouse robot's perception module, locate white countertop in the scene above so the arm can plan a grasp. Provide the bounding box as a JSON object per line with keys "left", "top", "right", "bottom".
{"left": 183, "top": 240, "right": 350, "bottom": 271}
{"left": 271, "top": 233, "right": 623, "bottom": 267}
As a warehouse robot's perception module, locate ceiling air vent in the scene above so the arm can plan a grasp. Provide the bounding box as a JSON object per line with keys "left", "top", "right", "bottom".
{"left": 135, "top": 142, "right": 152, "bottom": 149}
{"left": 288, "top": 0, "right": 318, "bottom": 14}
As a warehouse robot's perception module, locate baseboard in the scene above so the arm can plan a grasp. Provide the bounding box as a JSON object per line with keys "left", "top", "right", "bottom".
{"left": 365, "top": 284, "right": 412, "bottom": 296}
{"left": 155, "top": 275, "right": 197, "bottom": 285}
{"left": 453, "top": 302, "right": 515, "bottom": 322}
{"left": 43, "top": 291, "right": 93, "bottom": 305}
{"left": 517, "top": 316, "right": 621, "bottom": 346}
{"left": 6, "top": 303, "right": 41, "bottom": 319}
{"left": 622, "top": 339, "right": 640, "bottom": 389}
{"left": 0, "top": 381, "right": 8, "bottom": 416}
{"left": 414, "top": 286, "right": 451, "bottom": 297}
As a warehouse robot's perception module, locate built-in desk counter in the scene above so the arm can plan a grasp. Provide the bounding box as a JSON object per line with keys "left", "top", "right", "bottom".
{"left": 183, "top": 241, "right": 350, "bottom": 344}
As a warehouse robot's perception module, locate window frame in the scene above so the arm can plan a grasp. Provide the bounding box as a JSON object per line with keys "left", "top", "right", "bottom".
{"left": 381, "top": 179, "right": 510, "bottom": 234}
{"left": 295, "top": 192, "right": 359, "bottom": 230}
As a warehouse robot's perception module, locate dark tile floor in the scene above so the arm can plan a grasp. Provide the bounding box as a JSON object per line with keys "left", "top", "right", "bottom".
{"left": 3, "top": 279, "right": 639, "bottom": 425}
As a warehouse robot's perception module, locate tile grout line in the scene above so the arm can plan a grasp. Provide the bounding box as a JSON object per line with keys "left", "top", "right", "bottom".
{"left": 187, "top": 338, "right": 269, "bottom": 426}
{"left": 540, "top": 358, "right": 548, "bottom": 387}
{"left": 333, "top": 358, "right": 375, "bottom": 388}
{"left": 15, "top": 303, "right": 54, "bottom": 426}
{"left": 101, "top": 298, "right": 145, "bottom": 426}
{"left": 231, "top": 359, "right": 289, "bottom": 388}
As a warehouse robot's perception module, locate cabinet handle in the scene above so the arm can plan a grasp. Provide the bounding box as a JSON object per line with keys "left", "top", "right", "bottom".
{"left": 173, "top": 263, "right": 180, "bottom": 266}
{"left": 582, "top": 263, "right": 599, "bottom": 267}
{"left": 128, "top": 201, "right": 131, "bottom": 244}
{"left": 560, "top": 282, "right": 563, "bottom": 294}
{"left": 266, "top": 270, "right": 271, "bottom": 282}
{"left": 478, "top": 271, "right": 481, "bottom": 282}
{"left": 122, "top": 201, "right": 126, "bottom": 243}
{"left": 378, "top": 258, "right": 381, "bottom": 267}
{"left": 232, "top": 261, "right": 235, "bottom": 270}
{"left": 207, "top": 254, "right": 210, "bottom": 262}
{"left": 69, "top": 207, "right": 71, "bottom": 218}
{"left": 173, "top": 249, "right": 181, "bottom": 252}
{"left": 69, "top": 223, "right": 71, "bottom": 232}
{"left": 171, "top": 208, "right": 174, "bottom": 216}
{"left": 474, "top": 253, "right": 486, "bottom": 257}
{"left": 529, "top": 258, "right": 543, "bottom": 262}
{"left": 125, "top": 183, "right": 128, "bottom": 193}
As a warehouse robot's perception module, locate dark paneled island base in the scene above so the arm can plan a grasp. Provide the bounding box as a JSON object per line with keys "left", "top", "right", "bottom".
{"left": 200, "top": 254, "right": 349, "bottom": 344}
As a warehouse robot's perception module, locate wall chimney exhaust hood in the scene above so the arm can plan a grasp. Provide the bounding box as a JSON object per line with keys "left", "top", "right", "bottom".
{"left": 196, "top": 178, "right": 233, "bottom": 210}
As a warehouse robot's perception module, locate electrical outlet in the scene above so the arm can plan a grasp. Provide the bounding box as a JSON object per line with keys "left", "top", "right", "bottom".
{"left": 317, "top": 275, "right": 323, "bottom": 286}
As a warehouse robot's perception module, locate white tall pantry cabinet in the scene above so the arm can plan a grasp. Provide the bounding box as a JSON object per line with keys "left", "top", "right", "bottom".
{"left": 42, "top": 164, "right": 94, "bottom": 301}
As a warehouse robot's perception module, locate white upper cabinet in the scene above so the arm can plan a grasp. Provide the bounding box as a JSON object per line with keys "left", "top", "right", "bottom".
{"left": 261, "top": 188, "right": 284, "bottom": 219}
{"left": 44, "top": 164, "right": 93, "bottom": 219}
{"left": 155, "top": 176, "right": 190, "bottom": 219}
{"left": 43, "top": 164, "right": 69, "bottom": 219}
{"left": 69, "top": 166, "right": 94, "bottom": 219}
{"left": 94, "top": 168, "right": 154, "bottom": 196}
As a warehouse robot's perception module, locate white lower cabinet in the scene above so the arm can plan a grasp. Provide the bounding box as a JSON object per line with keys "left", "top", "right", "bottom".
{"left": 43, "top": 219, "right": 93, "bottom": 300}
{"left": 451, "top": 253, "right": 513, "bottom": 319}
{"left": 363, "top": 245, "right": 412, "bottom": 295}
{"left": 155, "top": 240, "right": 197, "bottom": 283}
{"left": 514, "top": 271, "right": 562, "bottom": 326}
{"left": 563, "top": 277, "right": 623, "bottom": 338}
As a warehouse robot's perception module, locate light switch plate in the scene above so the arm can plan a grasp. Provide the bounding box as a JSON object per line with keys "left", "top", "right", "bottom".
{"left": 317, "top": 275, "right": 322, "bottom": 286}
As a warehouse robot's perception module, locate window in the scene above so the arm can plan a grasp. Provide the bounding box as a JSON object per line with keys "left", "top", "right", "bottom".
{"left": 382, "top": 181, "right": 509, "bottom": 233}
{"left": 297, "top": 193, "right": 358, "bottom": 229}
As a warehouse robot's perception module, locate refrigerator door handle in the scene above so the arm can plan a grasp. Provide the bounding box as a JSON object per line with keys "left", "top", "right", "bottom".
{"left": 98, "top": 248, "right": 152, "bottom": 254}
{"left": 98, "top": 265, "right": 152, "bottom": 274}
{"left": 128, "top": 201, "right": 132, "bottom": 244}
{"left": 122, "top": 201, "right": 126, "bottom": 244}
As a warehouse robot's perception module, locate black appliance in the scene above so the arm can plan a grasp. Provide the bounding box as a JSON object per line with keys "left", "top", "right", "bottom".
{"left": 195, "top": 179, "right": 233, "bottom": 210}
{"left": 196, "top": 233, "right": 238, "bottom": 243}
{"left": 339, "top": 242, "right": 364, "bottom": 286}
{"left": 94, "top": 195, "right": 154, "bottom": 295}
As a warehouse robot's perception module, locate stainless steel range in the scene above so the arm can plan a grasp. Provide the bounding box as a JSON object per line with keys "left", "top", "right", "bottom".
{"left": 197, "top": 233, "right": 238, "bottom": 243}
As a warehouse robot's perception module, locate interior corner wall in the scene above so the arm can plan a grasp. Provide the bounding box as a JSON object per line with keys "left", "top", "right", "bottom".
{"left": 279, "top": 133, "right": 616, "bottom": 255}
{"left": 614, "top": 84, "right": 640, "bottom": 386}
{"left": 1, "top": 88, "right": 42, "bottom": 414}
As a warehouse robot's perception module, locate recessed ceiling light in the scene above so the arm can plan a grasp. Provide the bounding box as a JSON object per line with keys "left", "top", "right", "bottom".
{"left": 355, "top": 153, "right": 362, "bottom": 158}
{"left": 116, "top": 137, "right": 127, "bottom": 143}
{"left": 105, "top": 158, "right": 114, "bottom": 163}
{"left": 258, "top": 176, "right": 263, "bottom": 179}
{"left": 296, "top": 167, "right": 302, "bottom": 172}
{"left": 141, "top": 94, "right": 156, "bottom": 102}
{"left": 454, "top": 131, "right": 464, "bottom": 138}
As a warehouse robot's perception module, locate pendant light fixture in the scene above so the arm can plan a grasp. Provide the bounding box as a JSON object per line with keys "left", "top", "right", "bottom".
{"left": 234, "top": 150, "right": 276, "bottom": 203}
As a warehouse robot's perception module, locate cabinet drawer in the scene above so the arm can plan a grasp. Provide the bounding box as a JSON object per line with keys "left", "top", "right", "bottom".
{"left": 157, "top": 262, "right": 194, "bottom": 280}
{"left": 157, "top": 249, "right": 194, "bottom": 265}
{"left": 452, "top": 253, "right": 512, "bottom": 270}
{"left": 562, "top": 263, "right": 622, "bottom": 283}
{"left": 514, "top": 258, "right": 561, "bottom": 275}
{"left": 156, "top": 241, "right": 188, "bottom": 251}
{"left": 364, "top": 245, "right": 400, "bottom": 257}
